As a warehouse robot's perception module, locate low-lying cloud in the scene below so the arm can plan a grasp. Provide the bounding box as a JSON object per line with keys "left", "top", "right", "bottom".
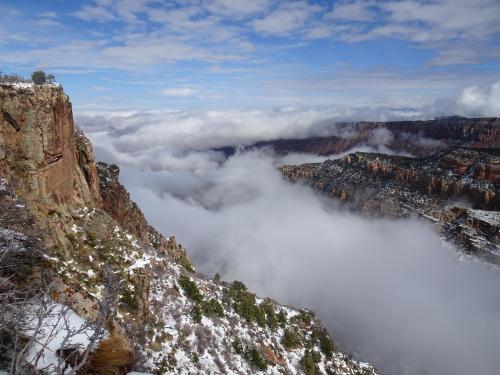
{"left": 116, "top": 152, "right": 500, "bottom": 375}
{"left": 76, "top": 94, "right": 500, "bottom": 375}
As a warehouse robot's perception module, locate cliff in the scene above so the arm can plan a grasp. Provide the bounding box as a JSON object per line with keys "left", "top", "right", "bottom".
{"left": 0, "top": 83, "right": 377, "bottom": 374}
{"left": 0, "top": 84, "right": 101, "bottom": 207}
{"left": 96, "top": 161, "right": 194, "bottom": 269}
{"left": 219, "top": 117, "right": 500, "bottom": 157}
{"left": 281, "top": 148, "right": 500, "bottom": 264}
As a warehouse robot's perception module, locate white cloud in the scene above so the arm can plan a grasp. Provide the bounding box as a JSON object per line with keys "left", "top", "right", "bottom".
{"left": 0, "top": 4, "right": 20, "bottom": 17}
{"left": 206, "top": 0, "right": 272, "bottom": 18}
{"left": 39, "top": 11, "right": 57, "bottom": 18}
{"left": 457, "top": 81, "right": 500, "bottom": 117}
{"left": 75, "top": 108, "right": 500, "bottom": 375}
{"left": 145, "top": 6, "right": 252, "bottom": 49}
{"left": 72, "top": 0, "right": 153, "bottom": 23}
{"left": 381, "top": 0, "right": 500, "bottom": 39}
{"left": 162, "top": 87, "right": 200, "bottom": 97}
{"left": 251, "top": 1, "right": 322, "bottom": 36}
{"left": 74, "top": 106, "right": 433, "bottom": 159}
{"left": 72, "top": 4, "right": 116, "bottom": 22}
{"left": 91, "top": 86, "right": 112, "bottom": 91}
{"left": 76, "top": 108, "right": 338, "bottom": 154}
{"left": 113, "top": 0, "right": 151, "bottom": 23}
{"left": 0, "top": 34, "right": 243, "bottom": 72}
{"left": 127, "top": 156, "right": 500, "bottom": 375}
{"left": 325, "top": 0, "right": 500, "bottom": 64}
{"left": 429, "top": 44, "right": 487, "bottom": 66}
{"left": 328, "top": 0, "right": 375, "bottom": 21}
{"left": 100, "top": 37, "right": 239, "bottom": 65}
{"left": 2, "top": 0, "right": 498, "bottom": 79}
{"left": 36, "top": 19, "right": 64, "bottom": 28}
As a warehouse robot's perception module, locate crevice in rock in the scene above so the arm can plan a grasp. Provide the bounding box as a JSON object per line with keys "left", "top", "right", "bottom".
{"left": 2, "top": 111, "right": 20, "bottom": 131}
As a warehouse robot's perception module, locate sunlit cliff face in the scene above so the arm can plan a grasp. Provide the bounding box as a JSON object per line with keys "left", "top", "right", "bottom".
{"left": 77, "top": 109, "right": 500, "bottom": 375}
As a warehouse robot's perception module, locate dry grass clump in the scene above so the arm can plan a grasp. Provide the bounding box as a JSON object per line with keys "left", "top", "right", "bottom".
{"left": 83, "top": 333, "right": 134, "bottom": 375}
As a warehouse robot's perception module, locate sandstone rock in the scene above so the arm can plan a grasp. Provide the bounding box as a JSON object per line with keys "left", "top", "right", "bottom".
{"left": 0, "top": 84, "right": 101, "bottom": 209}
{"left": 75, "top": 130, "right": 103, "bottom": 207}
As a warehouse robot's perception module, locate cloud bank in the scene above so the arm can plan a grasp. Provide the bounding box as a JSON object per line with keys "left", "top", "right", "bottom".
{"left": 77, "top": 103, "right": 500, "bottom": 375}
{"left": 120, "top": 152, "right": 500, "bottom": 375}
{"left": 457, "top": 82, "right": 500, "bottom": 117}
{"left": 76, "top": 81, "right": 500, "bottom": 159}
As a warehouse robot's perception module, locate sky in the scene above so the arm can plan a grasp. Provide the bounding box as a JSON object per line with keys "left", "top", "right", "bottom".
{"left": 1, "top": 0, "right": 500, "bottom": 111}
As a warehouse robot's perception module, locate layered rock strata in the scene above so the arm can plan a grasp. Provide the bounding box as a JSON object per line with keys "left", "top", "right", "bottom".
{"left": 220, "top": 117, "right": 500, "bottom": 158}
{"left": 281, "top": 148, "right": 500, "bottom": 264}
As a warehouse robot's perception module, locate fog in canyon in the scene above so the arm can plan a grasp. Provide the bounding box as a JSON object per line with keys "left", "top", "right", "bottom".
{"left": 77, "top": 96, "right": 500, "bottom": 375}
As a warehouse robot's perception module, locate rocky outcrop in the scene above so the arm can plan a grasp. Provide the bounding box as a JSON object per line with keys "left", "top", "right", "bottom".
{"left": 220, "top": 117, "right": 500, "bottom": 157}
{"left": 281, "top": 148, "right": 500, "bottom": 264}
{"left": 0, "top": 84, "right": 378, "bottom": 374}
{"left": 96, "top": 161, "right": 191, "bottom": 264}
{"left": 441, "top": 208, "right": 500, "bottom": 264}
{"left": 0, "top": 84, "right": 100, "bottom": 209}
{"left": 97, "top": 162, "right": 150, "bottom": 244}
{"left": 76, "top": 130, "right": 102, "bottom": 206}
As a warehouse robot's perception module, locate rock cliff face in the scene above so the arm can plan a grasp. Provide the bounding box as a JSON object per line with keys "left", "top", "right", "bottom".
{"left": 0, "top": 84, "right": 100, "bottom": 207}
{"left": 96, "top": 161, "right": 193, "bottom": 267}
{"left": 281, "top": 148, "right": 500, "bottom": 264}
{"left": 220, "top": 117, "right": 500, "bottom": 157}
{"left": 0, "top": 83, "right": 377, "bottom": 374}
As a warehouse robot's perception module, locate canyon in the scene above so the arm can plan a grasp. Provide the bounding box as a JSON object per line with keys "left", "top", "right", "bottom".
{"left": 2, "top": 82, "right": 499, "bottom": 375}
{"left": 0, "top": 84, "right": 377, "bottom": 374}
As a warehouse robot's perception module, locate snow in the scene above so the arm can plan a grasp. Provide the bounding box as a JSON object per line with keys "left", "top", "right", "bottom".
{"left": 8, "top": 82, "right": 34, "bottom": 89}
{"left": 467, "top": 209, "right": 500, "bottom": 225}
{"left": 25, "top": 301, "right": 106, "bottom": 374}
{"left": 0, "top": 178, "right": 8, "bottom": 192}
{"left": 1, "top": 82, "right": 62, "bottom": 89}
{"left": 0, "top": 228, "right": 28, "bottom": 252}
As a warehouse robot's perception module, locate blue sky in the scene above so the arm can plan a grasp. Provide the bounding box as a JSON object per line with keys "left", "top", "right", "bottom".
{"left": 1, "top": 0, "right": 500, "bottom": 111}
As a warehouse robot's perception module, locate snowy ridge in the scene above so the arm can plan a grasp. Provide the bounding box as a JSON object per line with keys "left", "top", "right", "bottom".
{"left": 0, "top": 82, "right": 62, "bottom": 90}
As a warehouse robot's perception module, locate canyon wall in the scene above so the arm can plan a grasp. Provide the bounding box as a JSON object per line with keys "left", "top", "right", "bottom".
{"left": 281, "top": 148, "right": 500, "bottom": 264}
{"left": 221, "top": 117, "right": 500, "bottom": 157}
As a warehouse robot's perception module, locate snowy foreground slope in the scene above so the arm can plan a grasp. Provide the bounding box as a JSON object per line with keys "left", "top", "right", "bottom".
{"left": 0, "top": 83, "right": 377, "bottom": 374}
